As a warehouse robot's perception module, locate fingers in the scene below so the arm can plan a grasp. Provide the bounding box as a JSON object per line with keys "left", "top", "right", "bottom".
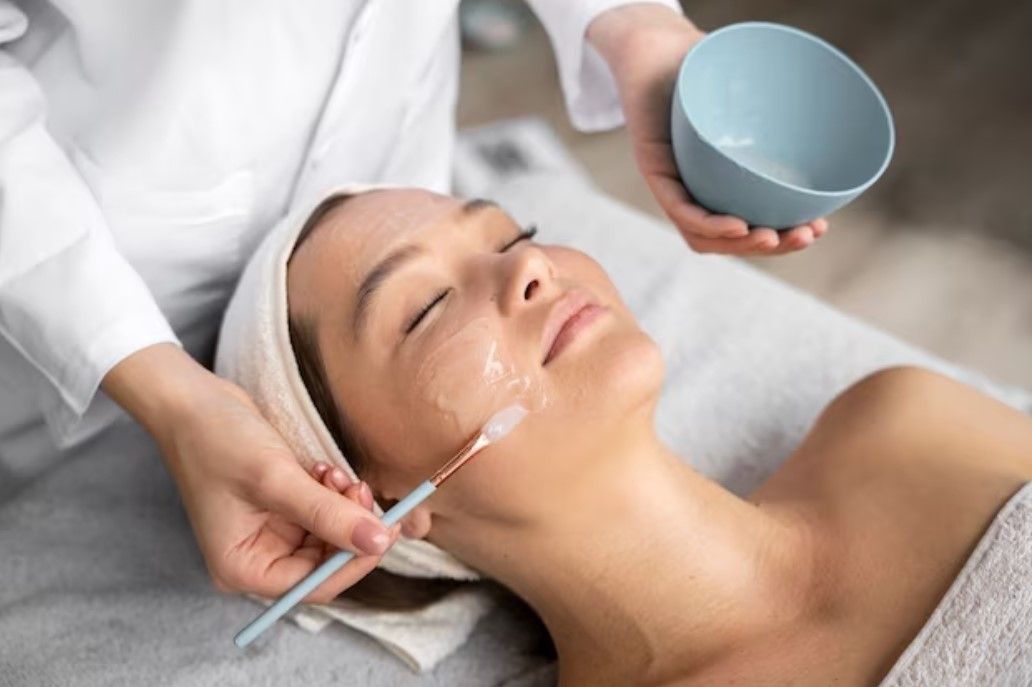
{"left": 241, "top": 525, "right": 401, "bottom": 604}
{"left": 309, "top": 462, "right": 375, "bottom": 511}
{"left": 309, "top": 461, "right": 351, "bottom": 492}
{"left": 295, "top": 464, "right": 375, "bottom": 563}
{"left": 680, "top": 227, "right": 778, "bottom": 254}
{"left": 648, "top": 173, "right": 750, "bottom": 240}
{"left": 766, "top": 226, "right": 814, "bottom": 255}
{"left": 289, "top": 472, "right": 400, "bottom": 604}
{"left": 761, "top": 220, "right": 828, "bottom": 255}
{"left": 303, "top": 473, "right": 397, "bottom": 603}
{"left": 683, "top": 218, "right": 829, "bottom": 255}
{"left": 343, "top": 482, "right": 375, "bottom": 511}
{"left": 233, "top": 460, "right": 394, "bottom": 602}
{"left": 309, "top": 461, "right": 331, "bottom": 484}
{"left": 642, "top": 149, "right": 831, "bottom": 254}
{"left": 300, "top": 524, "right": 401, "bottom": 604}
{"left": 294, "top": 478, "right": 373, "bottom": 561}
{"left": 255, "top": 458, "right": 390, "bottom": 558}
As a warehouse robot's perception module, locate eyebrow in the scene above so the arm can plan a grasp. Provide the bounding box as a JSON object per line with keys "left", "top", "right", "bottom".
{"left": 461, "top": 197, "right": 498, "bottom": 215}
{"left": 351, "top": 197, "right": 499, "bottom": 339}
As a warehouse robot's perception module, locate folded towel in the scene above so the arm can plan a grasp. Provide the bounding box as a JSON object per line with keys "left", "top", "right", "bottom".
{"left": 250, "top": 586, "right": 495, "bottom": 672}
{"left": 880, "top": 482, "right": 1032, "bottom": 686}
{"left": 215, "top": 185, "right": 489, "bottom": 671}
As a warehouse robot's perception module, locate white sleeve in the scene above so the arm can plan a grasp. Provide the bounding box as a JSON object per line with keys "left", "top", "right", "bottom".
{"left": 524, "top": 0, "right": 683, "bottom": 132}
{"left": 0, "top": 42, "right": 178, "bottom": 447}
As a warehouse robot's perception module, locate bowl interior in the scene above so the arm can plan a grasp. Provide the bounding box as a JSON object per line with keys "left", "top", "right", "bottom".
{"left": 678, "top": 24, "right": 893, "bottom": 194}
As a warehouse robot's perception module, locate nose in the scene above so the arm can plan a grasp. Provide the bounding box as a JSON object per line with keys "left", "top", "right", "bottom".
{"left": 500, "top": 246, "right": 557, "bottom": 315}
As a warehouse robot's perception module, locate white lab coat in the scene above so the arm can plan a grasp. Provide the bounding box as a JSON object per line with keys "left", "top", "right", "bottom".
{"left": 0, "top": 0, "right": 680, "bottom": 460}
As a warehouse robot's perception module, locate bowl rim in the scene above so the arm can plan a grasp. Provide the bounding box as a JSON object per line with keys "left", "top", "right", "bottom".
{"left": 674, "top": 21, "right": 896, "bottom": 199}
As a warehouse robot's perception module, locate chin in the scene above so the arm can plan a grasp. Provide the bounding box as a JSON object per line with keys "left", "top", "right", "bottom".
{"left": 600, "top": 329, "right": 665, "bottom": 414}
{"left": 551, "top": 322, "right": 665, "bottom": 423}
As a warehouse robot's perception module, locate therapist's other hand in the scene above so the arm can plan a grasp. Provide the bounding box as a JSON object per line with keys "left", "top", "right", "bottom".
{"left": 103, "top": 343, "right": 399, "bottom": 603}
{"left": 587, "top": 5, "right": 829, "bottom": 255}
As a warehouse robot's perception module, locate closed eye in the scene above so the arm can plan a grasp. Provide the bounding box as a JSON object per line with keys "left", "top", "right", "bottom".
{"left": 405, "top": 288, "right": 450, "bottom": 334}
{"left": 403, "top": 225, "right": 539, "bottom": 336}
{"left": 500, "top": 224, "right": 537, "bottom": 252}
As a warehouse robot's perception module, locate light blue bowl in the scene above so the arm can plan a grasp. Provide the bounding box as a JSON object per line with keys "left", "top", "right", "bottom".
{"left": 671, "top": 22, "right": 894, "bottom": 229}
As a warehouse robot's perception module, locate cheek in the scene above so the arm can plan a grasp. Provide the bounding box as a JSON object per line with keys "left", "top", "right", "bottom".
{"left": 429, "top": 332, "right": 666, "bottom": 528}
{"left": 415, "top": 317, "right": 549, "bottom": 442}
{"left": 343, "top": 318, "right": 551, "bottom": 497}
{"left": 547, "top": 247, "right": 627, "bottom": 311}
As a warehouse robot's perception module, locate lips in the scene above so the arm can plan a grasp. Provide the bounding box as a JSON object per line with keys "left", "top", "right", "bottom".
{"left": 540, "top": 290, "right": 606, "bottom": 365}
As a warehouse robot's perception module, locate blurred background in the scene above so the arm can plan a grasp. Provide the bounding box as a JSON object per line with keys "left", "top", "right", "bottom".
{"left": 456, "top": 0, "right": 1032, "bottom": 387}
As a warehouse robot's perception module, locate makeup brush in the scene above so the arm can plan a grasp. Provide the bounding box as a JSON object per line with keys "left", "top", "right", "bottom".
{"left": 234, "top": 403, "right": 529, "bottom": 648}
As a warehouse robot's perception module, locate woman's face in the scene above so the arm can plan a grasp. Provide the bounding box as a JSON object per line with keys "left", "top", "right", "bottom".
{"left": 287, "top": 189, "right": 663, "bottom": 531}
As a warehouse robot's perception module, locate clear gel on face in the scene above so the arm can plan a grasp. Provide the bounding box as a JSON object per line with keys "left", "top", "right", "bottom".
{"left": 415, "top": 317, "right": 548, "bottom": 438}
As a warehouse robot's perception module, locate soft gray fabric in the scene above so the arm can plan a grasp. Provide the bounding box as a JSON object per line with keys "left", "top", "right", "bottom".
{"left": 0, "top": 422, "right": 549, "bottom": 687}
{"left": 880, "top": 483, "right": 1032, "bottom": 687}
{"left": 1, "top": 172, "right": 1029, "bottom": 686}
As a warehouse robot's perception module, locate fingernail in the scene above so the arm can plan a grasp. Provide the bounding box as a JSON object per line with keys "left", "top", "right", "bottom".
{"left": 352, "top": 520, "right": 390, "bottom": 555}
{"left": 343, "top": 484, "right": 363, "bottom": 504}
{"left": 359, "top": 482, "right": 374, "bottom": 509}
{"left": 330, "top": 468, "right": 348, "bottom": 490}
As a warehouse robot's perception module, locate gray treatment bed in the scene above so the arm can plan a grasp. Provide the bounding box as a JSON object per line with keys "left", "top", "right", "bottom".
{"left": 1, "top": 173, "right": 1029, "bottom": 686}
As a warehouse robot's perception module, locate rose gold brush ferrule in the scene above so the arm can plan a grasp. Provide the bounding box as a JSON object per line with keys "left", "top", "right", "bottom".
{"left": 429, "top": 433, "right": 491, "bottom": 487}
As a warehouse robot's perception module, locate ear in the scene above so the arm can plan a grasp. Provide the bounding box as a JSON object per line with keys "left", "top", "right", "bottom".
{"left": 398, "top": 504, "right": 433, "bottom": 540}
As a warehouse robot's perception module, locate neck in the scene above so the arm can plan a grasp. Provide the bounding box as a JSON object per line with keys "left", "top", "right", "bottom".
{"left": 456, "top": 428, "right": 817, "bottom": 685}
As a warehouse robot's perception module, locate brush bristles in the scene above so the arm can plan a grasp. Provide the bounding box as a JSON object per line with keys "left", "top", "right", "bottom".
{"left": 483, "top": 404, "right": 528, "bottom": 442}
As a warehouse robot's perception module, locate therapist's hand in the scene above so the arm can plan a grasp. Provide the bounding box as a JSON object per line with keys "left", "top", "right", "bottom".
{"left": 103, "top": 343, "right": 399, "bottom": 604}
{"left": 587, "top": 5, "right": 829, "bottom": 255}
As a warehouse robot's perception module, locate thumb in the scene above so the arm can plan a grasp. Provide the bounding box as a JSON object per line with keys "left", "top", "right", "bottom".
{"left": 258, "top": 460, "right": 391, "bottom": 556}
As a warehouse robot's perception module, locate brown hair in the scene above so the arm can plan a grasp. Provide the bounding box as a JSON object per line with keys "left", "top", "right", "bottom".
{"left": 287, "top": 193, "right": 471, "bottom": 610}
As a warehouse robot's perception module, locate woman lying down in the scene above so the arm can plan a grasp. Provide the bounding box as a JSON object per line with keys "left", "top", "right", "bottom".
{"left": 215, "top": 186, "right": 1032, "bottom": 686}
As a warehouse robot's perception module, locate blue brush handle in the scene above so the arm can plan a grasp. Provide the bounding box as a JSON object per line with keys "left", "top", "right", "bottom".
{"left": 234, "top": 479, "right": 437, "bottom": 648}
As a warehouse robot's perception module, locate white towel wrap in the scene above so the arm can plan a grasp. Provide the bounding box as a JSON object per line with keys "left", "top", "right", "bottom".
{"left": 215, "top": 185, "right": 488, "bottom": 671}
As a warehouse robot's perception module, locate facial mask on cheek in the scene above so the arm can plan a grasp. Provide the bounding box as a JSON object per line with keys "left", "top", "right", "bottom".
{"left": 415, "top": 317, "right": 548, "bottom": 438}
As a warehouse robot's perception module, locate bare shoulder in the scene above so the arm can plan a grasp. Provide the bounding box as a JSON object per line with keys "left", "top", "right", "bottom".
{"left": 816, "top": 365, "right": 1032, "bottom": 476}
{"left": 783, "top": 368, "right": 1032, "bottom": 686}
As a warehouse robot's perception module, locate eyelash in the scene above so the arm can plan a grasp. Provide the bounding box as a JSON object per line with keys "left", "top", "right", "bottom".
{"left": 500, "top": 224, "right": 537, "bottom": 251}
{"left": 403, "top": 224, "right": 539, "bottom": 334}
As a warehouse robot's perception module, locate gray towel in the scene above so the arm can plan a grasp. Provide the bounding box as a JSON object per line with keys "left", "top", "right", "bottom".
{"left": 881, "top": 483, "right": 1032, "bottom": 687}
